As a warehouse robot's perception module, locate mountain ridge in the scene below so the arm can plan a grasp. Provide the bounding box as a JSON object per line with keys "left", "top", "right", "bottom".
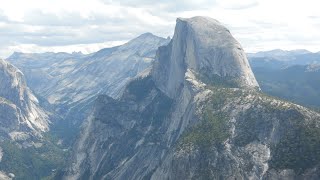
{"left": 6, "top": 33, "right": 170, "bottom": 146}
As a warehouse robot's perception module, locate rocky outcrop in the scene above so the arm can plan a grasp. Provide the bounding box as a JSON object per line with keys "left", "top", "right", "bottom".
{"left": 65, "top": 17, "right": 320, "bottom": 180}
{"left": 0, "top": 59, "right": 49, "bottom": 142}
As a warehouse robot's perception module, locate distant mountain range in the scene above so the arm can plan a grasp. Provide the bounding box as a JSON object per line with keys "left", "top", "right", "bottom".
{"left": 248, "top": 50, "right": 320, "bottom": 108}
{"left": 7, "top": 33, "right": 169, "bottom": 115}
{"left": 248, "top": 49, "right": 320, "bottom": 67}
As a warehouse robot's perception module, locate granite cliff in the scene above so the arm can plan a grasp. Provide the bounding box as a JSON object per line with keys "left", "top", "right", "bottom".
{"left": 0, "top": 58, "right": 49, "bottom": 142}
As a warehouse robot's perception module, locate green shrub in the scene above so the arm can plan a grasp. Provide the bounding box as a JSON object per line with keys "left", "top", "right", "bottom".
{"left": 179, "top": 111, "right": 229, "bottom": 150}
{"left": 270, "top": 120, "right": 320, "bottom": 173}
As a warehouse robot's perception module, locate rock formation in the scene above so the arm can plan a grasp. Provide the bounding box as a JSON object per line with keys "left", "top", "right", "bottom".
{"left": 64, "top": 17, "right": 320, "bottom": 180}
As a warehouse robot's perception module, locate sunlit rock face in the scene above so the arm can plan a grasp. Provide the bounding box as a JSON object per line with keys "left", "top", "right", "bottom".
{"left": 0, "top": 59, "right": 49, "bottom": 142}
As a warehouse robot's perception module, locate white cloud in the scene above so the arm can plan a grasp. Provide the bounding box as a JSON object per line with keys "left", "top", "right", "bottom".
{"left": 0, "top": 0, "right": 319, "bottom": 58}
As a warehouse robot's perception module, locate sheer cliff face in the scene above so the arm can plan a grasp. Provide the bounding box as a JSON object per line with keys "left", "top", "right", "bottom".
{"left": 152, "top": 16, "right": 259, "bottom": 98}
{"left": 66, "top": 17, "right": 320, "bottom": 180}
{"left": 0, "top": 59, "right": 49, "bottom": 142}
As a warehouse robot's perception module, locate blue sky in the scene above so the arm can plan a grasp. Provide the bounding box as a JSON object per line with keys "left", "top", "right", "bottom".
{"left": 0, "top": 0, "right": 319, "bottom": 58}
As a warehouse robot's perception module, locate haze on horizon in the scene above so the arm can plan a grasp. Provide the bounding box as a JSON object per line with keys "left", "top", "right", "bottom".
{"left": 0, "top": 0, "right": 319, "bottom": 58}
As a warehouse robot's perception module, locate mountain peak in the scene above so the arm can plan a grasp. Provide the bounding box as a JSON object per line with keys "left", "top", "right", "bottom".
{"left": 152, "top": 16, "right": 259, "bottom": 98}
{"left": 115, "top": 33, "right": 170, "bottom": 57}
{"left": 137, "top": 32, "right": 156, "bottom": 38}
{"left": 8, "top": 51, "right": 24, "bottom": 59}
{"left": 128, "top": 32, "right": 165, "bottom": 43}
{"left": 177, "top": 16, "right": 222, "bottom": 26}
{"left": 249, "top": 49, "right": 313, "bottom": 58}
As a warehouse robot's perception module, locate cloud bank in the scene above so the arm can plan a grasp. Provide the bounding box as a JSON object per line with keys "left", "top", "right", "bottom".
{"left": 0, "top": 0, "right": 319, "bottom": 58}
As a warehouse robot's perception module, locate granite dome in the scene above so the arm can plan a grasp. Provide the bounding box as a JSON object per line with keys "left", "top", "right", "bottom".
{"left": 152, "top": 16, "right": 259, "bottom": 98}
